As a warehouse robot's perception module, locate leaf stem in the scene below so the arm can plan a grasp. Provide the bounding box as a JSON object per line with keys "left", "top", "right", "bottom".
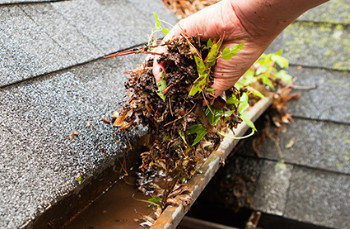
{"left": 218, "top": 129, "right": 255, "bottom": 140}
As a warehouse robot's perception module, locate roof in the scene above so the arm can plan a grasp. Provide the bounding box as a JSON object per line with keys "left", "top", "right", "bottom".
{"left": 0, "top": 0, "right": 176, "bottom": 228}
{"left": 1, "top": 0, "right": 349, "bottom": 228}
{"left": 199, "top": 0, "right": 350, "bottom": 228}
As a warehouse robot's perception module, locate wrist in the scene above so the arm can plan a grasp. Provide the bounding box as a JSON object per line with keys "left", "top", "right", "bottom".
{"left": 229, "top": 0, "right": 328, "bottom": 44}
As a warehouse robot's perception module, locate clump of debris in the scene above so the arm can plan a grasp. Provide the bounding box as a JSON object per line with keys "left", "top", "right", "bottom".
{"left": 106, "top": 14, "right": 298, "bottom": 221}
{"left": 109, "top": 35, "right": 296, "bottom": 216}
{"left": 110, "top": 33, "right": 248, "bottom": 208}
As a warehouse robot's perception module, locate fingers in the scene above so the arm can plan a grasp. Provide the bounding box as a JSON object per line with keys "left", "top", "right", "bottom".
{"left": 211, "top": 41, "right": 267, "bottom": 95}
{"left": 152, "top": 26, "right": 177, "bottom": 82}
{"left": 152, "top": 0, "right": 253, "bottom": 92}
{"left": 152, "top": 59, "right": 165, "bottom": 82}
{"left": 170, "top": 0, "right": 244, "bottom": 41}
{"left": 152, "top": 45, "right": 167, "bottom": 82}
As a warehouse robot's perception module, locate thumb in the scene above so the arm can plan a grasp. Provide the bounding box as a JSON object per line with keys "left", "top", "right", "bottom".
{"left": 152, "top": 28, "right": 177, "bottom": 82}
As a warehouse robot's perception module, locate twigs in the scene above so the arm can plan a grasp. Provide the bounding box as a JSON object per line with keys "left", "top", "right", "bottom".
{"left": 291, "top": 84, "right": 317, "bottom": 90}
{"left": 164, "top": 103, "right": 196, "bottom": 127}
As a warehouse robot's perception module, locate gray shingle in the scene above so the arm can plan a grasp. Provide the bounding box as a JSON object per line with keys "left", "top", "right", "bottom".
{"left": 197, "top": 155, "right": 265, "bottom": 209}
{"left": 238, "top": 119, "right": 350, "bottom": 174}
{"left": 298, "top": 0, "right": 350, "bottom": 25}
{"left": 127, "top": 0, "right": 176, "bottom": 25}
{"left": 0, "top": 0, "right": 56, "bottom": 3}
{"left": 51, "top": 0, "right": 176, "bottom": 55}
{"left": 0, "top": 0, "right": 176, "bottom": 87}
{"left": 21, "top": 3, "right": 102, "bottom": 63}
{"left": 288, "top": 67, "right": 350, "bottom": 123}
{"left": 267, "top": 22, "right": 350, "bottom": 70}
{"left": 0, "top": 44, "right": 23, "bottom": 85}
{"left": 199, "top": 156, "right": 292, "bottom": 216}
{"left": 285, "top": 167, "right": 350, "bottom": 228}
{"left": 0, "top": 6, "right": 75, "bottom": 86}
{"left": 0, "top": 55, "right": 145, "bottom": 228}
{"left": 251, "top": 160, "right": 293, "bottom": 216}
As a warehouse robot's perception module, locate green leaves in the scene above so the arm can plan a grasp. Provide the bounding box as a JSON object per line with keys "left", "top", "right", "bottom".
{"left": 204, "top": 106, "right": 223, "bottom": 126}
{"left": 153, "top": 13, "right": 169, "bottom": 36}
{"left": 271, "top": 50, "right": 289, "bottom": 68}
{"left": 205, "top": 88, "right": 215, "bottom": 93}
{"left": 76, "top": 175, "right": 82, "bottom": 183}
{"left": 156, "top": 92, "right": 166, "bottom": 101}
{"left": 239, "top": 92, "right": 257, "bottom": 131}
{"left": 256, "top": 50, "right": 291, "bottom": 86}
{"left": 154, "top": 13, "right": 161, "bottom": 31}
{"left": 221, "top": 43, "right": 245, "bottom": 60}
{"left": 190, "top": 40, "right": 245, "bottom": 96}
{"left": 238, "top": 93, "right": 249, "bottom": 113}
{"left": 240, "top": 112, "right": 257, "bottom": 131}
{"left": 186, "top": 123, "right": 208, "bottom": 146}
{"left": 206, "top": 43, "right": 219, "bottom": 68}
{"left": 261, "top": 72, "right": 275, "bottom": 90}
{"left": 247, "top": 86, "right": 264, "bottom": 98}
{"left": 179, "top": 130, "right": 188, "bottom": 145}
{"left": 235, "top": 69, "right": 257, "bottom": 90}
{"left": 256, "top": 65, "right": 268, "bottom": 75}
{"left": 194, "top": 55, "right": 206, "bottom": 75}
{"left": 147, "top": 196, "right": 162, "bottom": 208}
{"left": 162, "top": 27, "right": 169, "bottom": 35}
{"left": 157, "top": 72, "right": 167, "bottom": 100}
{"left": 189, "top": 47, "right": 212, "bottom": 96}
{"left": 157, "top": 72, "right": 167, "bottom": 91}
{"left": 189, "top": 55, "right": 208, "bottom": 96}
{"left": 275, "top": 70, "right": 292, "bottom": 84}
{"left": 206, "top": 39, "right": 213, "bottom": 47}
{"left": 189, "top": 73, "right": 208, "bottom": 96}
{"left": 236, "top": 50, "right": 292, "bottom": 94}
{"left": 226, "top": 94, "right": 240, "bottom": 106}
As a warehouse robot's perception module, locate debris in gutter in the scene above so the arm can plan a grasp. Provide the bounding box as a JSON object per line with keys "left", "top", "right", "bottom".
{"left": 69, "top": 131, "right": 79, "bottom": 140}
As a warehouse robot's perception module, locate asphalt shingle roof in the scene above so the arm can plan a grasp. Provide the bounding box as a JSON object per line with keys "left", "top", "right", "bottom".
{"left": 1, "top": 0, "right": 349, "bottom": 228}
{"left": 201, "top": 1, "right": 350, "bottom": 227}
{"left": 0, "top": 0, "right": 176, "bottom": 228}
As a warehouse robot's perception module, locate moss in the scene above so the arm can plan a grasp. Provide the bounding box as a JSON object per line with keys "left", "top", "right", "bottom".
{"left": 277, "top": 21, "right": 350, "bottom": 70}
{"left": 298, "top": 0, "right": 350, "bottom": 24}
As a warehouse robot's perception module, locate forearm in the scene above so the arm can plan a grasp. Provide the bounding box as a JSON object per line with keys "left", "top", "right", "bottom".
{"left": 155, "top": 0, "right": 329, "bottom": 93}
{"left": 231, "top": 0, "right": 329, "bottom": 43}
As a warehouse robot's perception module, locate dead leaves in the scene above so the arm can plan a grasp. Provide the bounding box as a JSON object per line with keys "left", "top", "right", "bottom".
{"left": 162, "top": 0, "right": 219, "bottom": 19}
{"left": 69, "top": 131, "right": 79, "bottom": 140}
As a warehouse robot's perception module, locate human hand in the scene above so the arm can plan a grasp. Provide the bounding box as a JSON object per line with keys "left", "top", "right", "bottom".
{"left": 153, "top": 0, "right": 328, "bottom": 96}
{"left": 153, "top": 0, "right": 272, "bottom": 96}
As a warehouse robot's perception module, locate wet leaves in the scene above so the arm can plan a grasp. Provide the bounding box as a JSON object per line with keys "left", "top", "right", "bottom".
{"left": 186, "top": 123, "right": 208, "bottom": 145}
{"left": 147, "top": 196, "right": 162, "bottom": 209}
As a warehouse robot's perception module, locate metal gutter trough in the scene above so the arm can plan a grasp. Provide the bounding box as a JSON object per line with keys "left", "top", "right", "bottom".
{"left": 151, "top": 97, "right": 272, "bottom": 229}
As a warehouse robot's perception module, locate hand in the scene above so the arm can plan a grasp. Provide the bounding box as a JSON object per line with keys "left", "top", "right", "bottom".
{"left": 153, "top": 0, "right": 272, "bottom": 97}
{"left": 153, "top": 0, "right": 328, "bottom": 96}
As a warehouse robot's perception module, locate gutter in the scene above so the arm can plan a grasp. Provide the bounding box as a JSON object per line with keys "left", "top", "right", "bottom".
{"left": 151, "top": 97, "right": 272, "bottom": 229}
